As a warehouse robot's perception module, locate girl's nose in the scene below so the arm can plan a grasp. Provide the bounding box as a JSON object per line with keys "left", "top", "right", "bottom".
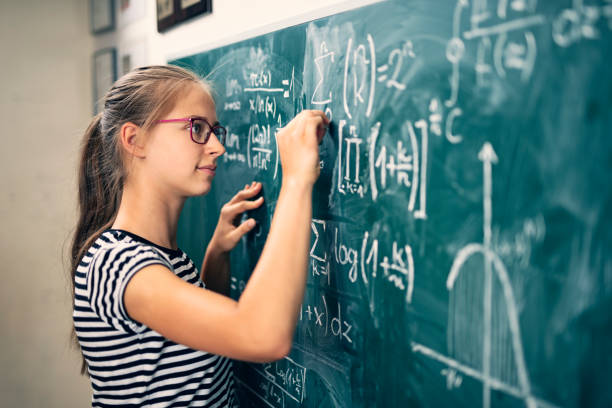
{"left": 206, "top": 133, "right": 226, "bottom": 157}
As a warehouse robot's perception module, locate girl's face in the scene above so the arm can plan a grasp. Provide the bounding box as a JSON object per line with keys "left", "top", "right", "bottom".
{"left": 143, "top": 83, "right": 226, "bottom": 198}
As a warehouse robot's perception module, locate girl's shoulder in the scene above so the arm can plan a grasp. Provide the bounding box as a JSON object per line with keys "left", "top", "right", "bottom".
{"left": 80, "top": 229, "right": 199, "bottom": 286}
{"left": 101, "top": 229, "right": 184, "bottom": 259}
{"left": 87, "top": 229, "right": 185, "bottom": 270}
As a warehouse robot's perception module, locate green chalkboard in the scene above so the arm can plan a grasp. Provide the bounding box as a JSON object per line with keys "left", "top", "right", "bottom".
{"left": 172, "top": 1, "right": 612, "bottom": 407}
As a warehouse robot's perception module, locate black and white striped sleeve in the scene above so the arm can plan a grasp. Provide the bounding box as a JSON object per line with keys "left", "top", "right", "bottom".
{"left": 86, "top": 243, "right": 172, "bottom": 333}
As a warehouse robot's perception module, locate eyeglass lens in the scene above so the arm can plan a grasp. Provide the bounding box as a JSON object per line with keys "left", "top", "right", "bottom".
{"left": 190, "top": 119, "right": 226, "bottom": 145}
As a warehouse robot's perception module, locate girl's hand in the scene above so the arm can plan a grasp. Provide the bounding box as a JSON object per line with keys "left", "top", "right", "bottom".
{"left": 208, "top": 182, "right": 264, "bottom": 253}
{"left": 276, "top": 110, "right": 330, "bottom": 186}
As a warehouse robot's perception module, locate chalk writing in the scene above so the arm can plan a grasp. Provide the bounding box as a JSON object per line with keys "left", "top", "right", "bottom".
{"left": 236, "top": 357, "right": 307, "bottom": 408}
{"left": 553, "top": 0, "right": 611, "bottom": 47}
{"left": 312, "top": 42, "right": 335, "bottom": 105}
{"left": 369, "top": 120, "right": 428, "bottom": 219}
{"left": 307, "top": 221, "right": 416, "bottom": 305}
{"left": 337, "top": 120, "right": 365, "bottom": 197}
{"left": 300, "top": 294, "right": 355, "bottom": 346}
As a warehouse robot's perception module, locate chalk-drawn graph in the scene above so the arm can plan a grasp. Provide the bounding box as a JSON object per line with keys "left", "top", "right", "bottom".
{"left": 411, "top": 143, "right": 557, "bottom": 408}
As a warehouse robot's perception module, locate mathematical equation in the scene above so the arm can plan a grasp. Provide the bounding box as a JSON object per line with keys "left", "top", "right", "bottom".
{"left": 306, "top": 26, "right": 439, "bottom": 215}
{"left": 236, "top": 357, "right": 307, "bottom": 408}
{"left": 219, "top": 0, "right": 611, "bottom": 194}
{"left": 446, "top": 0, "right": 612, "bottom": 109}
{"left": 299, "top": 293, "right": 355, "bottom": 349}
{"left": 220, "top": 68, "right": 295, "bottom": 180}
{"left": 217, "top": 2, "right": 611, "bottom": 407}
{"left": 309, "top": 219, "right": 415, "bottom": 306}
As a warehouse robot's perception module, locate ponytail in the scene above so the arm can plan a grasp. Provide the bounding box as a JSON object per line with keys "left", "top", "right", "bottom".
{"left": 72, "top": 113, "right": 122, "bottom": 272}
{"left": 70, "top": 112, "right": 122, "bottom": 374}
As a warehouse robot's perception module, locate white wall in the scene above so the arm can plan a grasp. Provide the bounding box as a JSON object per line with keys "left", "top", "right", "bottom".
{"left": 0, "top": 0, "right": 93, "bottom": 407}
{"left": 0, "top": 1, "right": 380, "bottom": 406}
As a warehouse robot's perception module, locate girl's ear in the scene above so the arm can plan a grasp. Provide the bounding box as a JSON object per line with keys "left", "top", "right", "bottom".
{"left": 119, "top": 122, "right": 146, "bottom": 158}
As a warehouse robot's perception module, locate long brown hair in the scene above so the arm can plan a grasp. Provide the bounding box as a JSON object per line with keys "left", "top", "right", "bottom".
{"left": 70, "top": 65, "right": 211, "bottom": 374}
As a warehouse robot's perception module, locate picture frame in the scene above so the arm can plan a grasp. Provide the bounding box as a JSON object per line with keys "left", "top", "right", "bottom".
{"left": 157, "top": 0, "right": 212, "bottom": 33}
{"left": 92, "top": 48, "right": 118, "bottom": 114}
{"left": 90, "top": 0, "right": 116, "bottom": 34}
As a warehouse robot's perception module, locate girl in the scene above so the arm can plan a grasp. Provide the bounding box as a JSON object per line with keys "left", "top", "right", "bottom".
{"left": 70, "top": 65, "right": 329, "bottom": 407}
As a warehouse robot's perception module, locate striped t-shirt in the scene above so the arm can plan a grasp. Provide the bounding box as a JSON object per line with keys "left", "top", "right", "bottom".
{"left": 73, "top": 229, "right": 237, "bottom": 407}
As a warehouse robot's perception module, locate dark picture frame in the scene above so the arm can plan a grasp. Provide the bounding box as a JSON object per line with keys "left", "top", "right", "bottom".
{"left": 90, "top": 0, "right": 116, "bottom": 34}
{"left": 157, "top": 0, "right": 212, "bottom": 33}
{"left": 92, "top": 48, "right": 118, "bottom": 114}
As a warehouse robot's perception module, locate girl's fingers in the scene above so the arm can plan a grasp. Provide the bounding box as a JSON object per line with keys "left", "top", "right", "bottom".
{"left": 314, "top": 115, "right": 329, "bottom": 143}
{"left": 305, "top": 118, "right": 324, "bottom": 147}
{"left": 300, "top": 111, "right": 329, "bottom": 144}
{"left": 223, "top": 196, "right": 264, "bottom": 217}
{"left": 303, "top": 109, "right": 329, "bottom": 125}
{"left": 229, "top": 218, "right": 257, "bottom": 241}
{"left": 228, "top": 182, "right": 261, "bottom": 204}
{"left": 317, "top": 123, "right": 327, "bottom": 144}
{"left": 312, "top": 110, "right": 330, "bottom": 123}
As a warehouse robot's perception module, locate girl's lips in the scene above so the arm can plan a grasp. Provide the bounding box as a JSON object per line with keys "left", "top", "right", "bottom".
{"left": 197, "top": 166, "right": 216, "bottom": 175}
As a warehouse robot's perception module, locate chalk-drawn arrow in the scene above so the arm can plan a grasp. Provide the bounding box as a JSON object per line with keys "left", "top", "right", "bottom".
{"left": 478, "top": 141, "right": 498, "bottom": 408}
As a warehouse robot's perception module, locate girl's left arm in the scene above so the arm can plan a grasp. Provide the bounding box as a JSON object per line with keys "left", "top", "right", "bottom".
{"left": 201, "top": 245, "right": 230, "bottom": 295}
{"left": 200, "top": 182, "right": 263, "bottom": 295}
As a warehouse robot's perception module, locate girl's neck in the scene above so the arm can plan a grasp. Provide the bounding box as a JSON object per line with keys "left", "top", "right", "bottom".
{"left": 111, "top": 182, "right": 185, "bottom": 251}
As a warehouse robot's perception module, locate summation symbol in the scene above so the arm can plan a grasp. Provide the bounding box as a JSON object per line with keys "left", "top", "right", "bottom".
{"left": 411, "top": 143, "right": 558, "bottom": 408}
{"left": 312, "top": 43, "right": 335, "bottom": 105}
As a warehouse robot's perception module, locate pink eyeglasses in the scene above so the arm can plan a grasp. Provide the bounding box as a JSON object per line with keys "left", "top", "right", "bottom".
{"left": 156, "top": 116, "right": 227, "bottom": 145}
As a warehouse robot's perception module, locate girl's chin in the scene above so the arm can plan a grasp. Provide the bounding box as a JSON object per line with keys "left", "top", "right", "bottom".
{"left": 182, "top": 181, "right": 213, "bottom": 197}
{"left": 190, "top": 187, "right": 212, "bottom": 197}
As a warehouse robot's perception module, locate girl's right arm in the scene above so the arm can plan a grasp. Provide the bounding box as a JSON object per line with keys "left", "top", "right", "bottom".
{"left": 124, "top": 110, "right": 329, "bottom": 363}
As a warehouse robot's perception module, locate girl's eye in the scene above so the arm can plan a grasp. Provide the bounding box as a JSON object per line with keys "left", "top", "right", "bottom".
{"left": 192, "top": 123, "right": 202, "bottom": 135}
{"left": 191, "top": 121, "right": 206, "bottom": 140}
{"left": 190, "top": 119, "right": 211, "bottom": 143}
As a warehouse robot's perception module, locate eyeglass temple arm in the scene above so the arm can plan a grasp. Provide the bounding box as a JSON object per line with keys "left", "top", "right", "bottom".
{"left": 156, "top": 118, "right": 193, "bottom": 123}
